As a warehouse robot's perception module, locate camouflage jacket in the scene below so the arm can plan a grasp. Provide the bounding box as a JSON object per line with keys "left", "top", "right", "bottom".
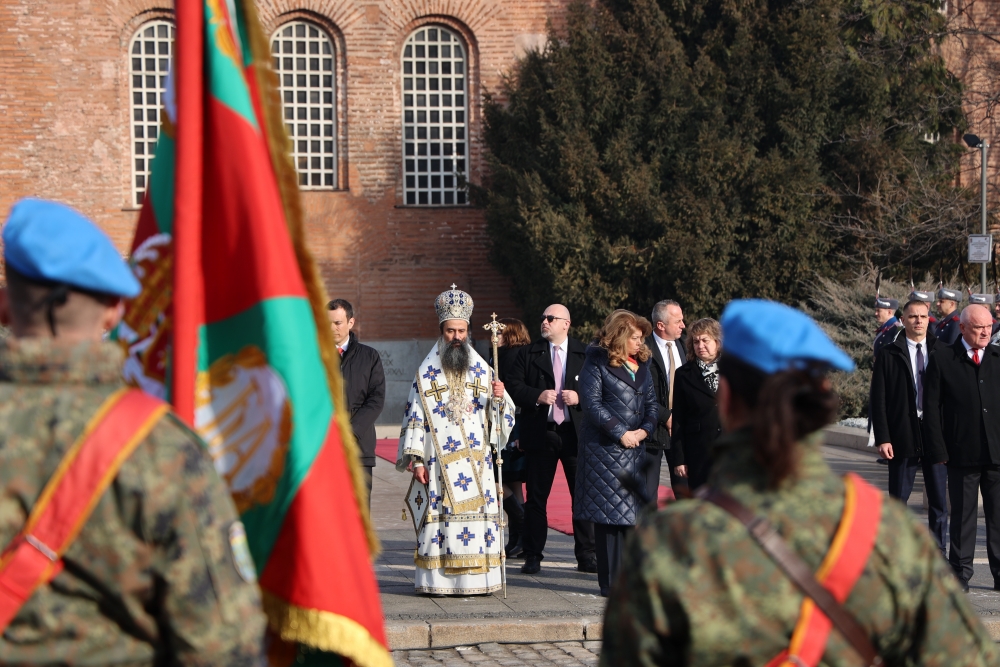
{"left": 0, "top": 338, "right": 266, "bottom": 666}
{"left": 601, "top": 428, "right": 999, "bottom": 667}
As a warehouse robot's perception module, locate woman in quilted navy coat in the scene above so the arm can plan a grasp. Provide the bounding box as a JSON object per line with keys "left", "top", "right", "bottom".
{"left": 575, "top": 310, "right": 659, "bottom": 596}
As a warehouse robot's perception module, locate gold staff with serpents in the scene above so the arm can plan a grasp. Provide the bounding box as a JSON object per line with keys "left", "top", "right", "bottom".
{"left": 483, "top": 313, "right": 508, "bottom": 598}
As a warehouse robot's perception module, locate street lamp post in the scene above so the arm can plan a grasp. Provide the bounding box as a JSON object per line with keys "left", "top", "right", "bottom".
{"left": 965, "top": 133, "right": 990, "bottom": 294}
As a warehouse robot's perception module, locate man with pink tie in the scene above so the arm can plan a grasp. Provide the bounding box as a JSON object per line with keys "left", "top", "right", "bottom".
{"left": 505, "top": 304, "right": 597, "bottom": 575}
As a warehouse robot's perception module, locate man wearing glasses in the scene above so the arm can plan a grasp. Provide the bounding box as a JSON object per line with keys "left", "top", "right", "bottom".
{"left": 925, "top": 303, "right": 1000, "bottom": 592}
{"left": 505, "top": 305, "right": 597, "bottom": 575}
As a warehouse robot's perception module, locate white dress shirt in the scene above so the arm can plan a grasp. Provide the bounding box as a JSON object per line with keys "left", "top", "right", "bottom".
{"left": 652, "top": 332, "right": 683, "bottom": 372}
{"left": 338, "top": 337, "right": 350, "bottom": 356}
{"left": 962, "top": 337, "right": 981, "bottom": 361}
{"left": 905, "top": 336, "right": 925, "bottom": 419}
{"left": 549, "top": 339, "right": 570, "bottom": 423}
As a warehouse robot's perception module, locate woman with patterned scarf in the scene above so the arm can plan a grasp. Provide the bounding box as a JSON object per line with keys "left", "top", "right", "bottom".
{"left": 670, "top": 317, "right": 723, "bottom": 492}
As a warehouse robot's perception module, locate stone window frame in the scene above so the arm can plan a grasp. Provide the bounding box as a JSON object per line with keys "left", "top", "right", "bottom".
{"left": 264, "top": 10, "right": 348, "bottom": 192}
{"left": 270, "top": 19, "right": 340, "bottom": 190}
{"left": 398, "top": 20, "right": 479, "bottom": 208}
{"left": 127, "top": 18, "right": 175, "bottom": 208}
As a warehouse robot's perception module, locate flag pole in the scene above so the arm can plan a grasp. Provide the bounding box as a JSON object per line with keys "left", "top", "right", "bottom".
{"left": 483, "top": 313, "right": 507, "bottom": 599}
{"left": 172, "top": 0, "right": 205, "bottom": 424}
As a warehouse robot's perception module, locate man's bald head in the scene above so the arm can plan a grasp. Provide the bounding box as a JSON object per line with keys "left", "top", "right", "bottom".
{"left": 960, "top": 304, "right": 994, "bottom": 350}
{"left": 541, "top": 303, "right": 571, "bottom": 345}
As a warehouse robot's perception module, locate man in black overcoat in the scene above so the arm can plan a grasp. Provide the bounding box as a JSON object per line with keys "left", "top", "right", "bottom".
{"left": 505, "top": 304, "right": 596, "bottom": 574}
{"left": 925, "top": 303, "right": 1000, "bottom": 591}
{"left": 328, "top": 299, "right": 385, "bottom": 509}
{"left": 645, "top": 300, "right": 686, "bottom": 498}
{"left": 870, "top": 298, "right": 946, "bottom": 554}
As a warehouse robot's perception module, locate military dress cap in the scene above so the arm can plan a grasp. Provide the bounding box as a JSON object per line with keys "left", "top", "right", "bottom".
{"left": 936, "top": 287, "right": 962, "bottom": 302}
{"left": 969, "top": 293, "right": 995, "bottom": 305}
{"left": 3, "top": 198, "right": 140, "bottom": 298}
{"left": 720, "top": 299, "right": 855, "bottom": 375}
{"left": 908, "top": 290, "right": 934, "bottom": 303}
{"left": 435, "top": 284, "right": 474, "bottom": 324}
{"left": 874, "top": 297, "right": 899, "bottom": 310}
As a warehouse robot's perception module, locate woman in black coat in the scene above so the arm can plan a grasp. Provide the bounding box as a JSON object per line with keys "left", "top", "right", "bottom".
{"left": 671, "top": 317, "right": 723, "bottom": 492}
{"left": 575, "top": 310, "right": 658, "bottom": 596}
{"left": 492, "top": 318, "right": 531, "bottom": 557}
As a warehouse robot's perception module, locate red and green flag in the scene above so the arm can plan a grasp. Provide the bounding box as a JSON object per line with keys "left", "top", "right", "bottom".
{"left": 116, "top": 0, "right": 389, "bottom": 665}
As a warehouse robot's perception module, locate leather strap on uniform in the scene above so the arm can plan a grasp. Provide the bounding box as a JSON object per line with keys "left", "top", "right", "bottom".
{"left": 764, "top": 474, "right": 882, "bottom": 667}
{"left": 0, "top": 388, "right": 168, "bottom": 632}
{"left": 695, "top": 474, "right": 883, "bottom": 667}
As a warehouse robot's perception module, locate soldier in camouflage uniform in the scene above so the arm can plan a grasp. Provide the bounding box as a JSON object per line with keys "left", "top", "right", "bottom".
{"left": 0, "top": 199, "right": 266, "bottom": 665}
{"left": 602, "top": 299, "right": 999, "bottom": 666}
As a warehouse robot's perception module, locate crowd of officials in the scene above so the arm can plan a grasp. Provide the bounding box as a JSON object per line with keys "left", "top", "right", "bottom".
{"left": 483, "top": 301, "right": 725, "bottom": 596}
{"left": 0, "top": 195, "right": 996, "bottom": 664}
{"left": 871, "top": 287, "right": 1000, "bottom": 592}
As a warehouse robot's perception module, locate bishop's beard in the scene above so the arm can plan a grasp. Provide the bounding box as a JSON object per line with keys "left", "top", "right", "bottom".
{"left": 440, "top": 335, "right": 472, "bottom": 378}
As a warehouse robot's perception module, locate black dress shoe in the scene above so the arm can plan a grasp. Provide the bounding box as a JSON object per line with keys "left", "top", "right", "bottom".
{"left": 577, "top": 558, "right": 598, "bottom": 573}
{"left": 961, "top": 581, "right": 971, "bottom": 592}
{"left": 521, "top": 558, "right": 541, "bottom": 574}
{"left": 600, "top": 587, "right": 610, "bottom": 597}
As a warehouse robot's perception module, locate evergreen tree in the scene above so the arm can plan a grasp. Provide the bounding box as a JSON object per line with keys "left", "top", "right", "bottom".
{"left": 481, "top": 0, "right": 965, "bottom": 330}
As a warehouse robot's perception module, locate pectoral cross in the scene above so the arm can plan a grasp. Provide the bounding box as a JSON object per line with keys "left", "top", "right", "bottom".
{"left": 466, "top": 377, "right": 488, "bottom": 399}
{"left": 424, "top": 379, "right": 448, "bottom": 402}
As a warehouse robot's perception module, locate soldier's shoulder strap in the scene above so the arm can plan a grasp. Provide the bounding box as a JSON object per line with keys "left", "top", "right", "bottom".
{"left": 696, "top": 474, "right": 883, "bottom": 667}
{"left": 0, "top": 387, "right": 168, "bottom": 632}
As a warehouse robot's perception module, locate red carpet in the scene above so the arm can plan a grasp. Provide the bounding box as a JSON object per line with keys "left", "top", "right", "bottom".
{"left": 375, "top": 438, "right": 672, "bottom": 535}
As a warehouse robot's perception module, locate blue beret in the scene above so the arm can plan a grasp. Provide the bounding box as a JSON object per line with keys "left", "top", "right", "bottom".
{"left": 3, "top": 198, "right": 140, "bottom": 298}
{"left": 720, "top": 299, "right": 855, "bottom": 375}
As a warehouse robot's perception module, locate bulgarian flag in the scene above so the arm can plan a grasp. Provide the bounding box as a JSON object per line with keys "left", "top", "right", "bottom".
{"left": 115, "top": 0, "right": 389, "bottom": 665}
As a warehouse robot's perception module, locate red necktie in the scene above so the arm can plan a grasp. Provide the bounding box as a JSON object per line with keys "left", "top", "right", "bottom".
{"left": 338, "top": 347, "right": 344, "bottom": 357}
{"left": 974, "top": 349, "right": 981, "bottom": 366}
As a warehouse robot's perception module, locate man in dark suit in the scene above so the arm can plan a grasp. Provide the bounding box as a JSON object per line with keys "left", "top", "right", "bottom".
{"left": 925, "top": 303, "right": 1000, "bottom": 591}
{"left": 870, "top": 298, "right": 946, "bottom": 554}
{"left": 328, "top": 299, "right": 385, "bottom": 509}
{"left": 645, "top": 300, "right": 686, "bottom": 498}
{"left": 506, "top": 304, "right": 596, "bottom": 574}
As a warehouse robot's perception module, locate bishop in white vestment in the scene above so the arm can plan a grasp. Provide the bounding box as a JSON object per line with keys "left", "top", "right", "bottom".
{"left": 396, "top": 286, "right": 514, "bottom": 595}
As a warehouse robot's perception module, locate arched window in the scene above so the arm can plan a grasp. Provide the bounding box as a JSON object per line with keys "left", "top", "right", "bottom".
{"left": 401, "top": 26, "right": 468, "bottom": 206}
{"left": 271, "top": 21, "right": 337, "bottom": 189}
{"left": 129, "top": 20, "right": 174, "bottom": 207}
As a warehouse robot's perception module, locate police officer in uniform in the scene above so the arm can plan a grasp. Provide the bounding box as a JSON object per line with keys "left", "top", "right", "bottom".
{"left": 872, "top": 296, "right": 900, "bottom": 361}
{"left": 601, "top": 299, "right": 997, "bottom": 666}
{"left": 0, "top": 200, "right": 266, "bottom": 665}
{"left": 935, "top": 287, "right": 963, "bottom": 344}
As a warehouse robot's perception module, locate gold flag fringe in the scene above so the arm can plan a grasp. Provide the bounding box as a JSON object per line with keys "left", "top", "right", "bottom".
{"left": 238, "top": 0, "right": 379, "bottom": 558}
{"left": 263, "top": 592, "right": 393, "bottom": 667}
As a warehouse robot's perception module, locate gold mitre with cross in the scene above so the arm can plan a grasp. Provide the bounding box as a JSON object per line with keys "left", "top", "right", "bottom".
{"left": 435, "top": 284, "right": 474, "bottom": 324}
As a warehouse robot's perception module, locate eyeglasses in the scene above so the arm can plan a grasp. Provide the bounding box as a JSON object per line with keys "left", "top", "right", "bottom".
{"left": 541, "top": 315, "right": 568, "bottom": 323}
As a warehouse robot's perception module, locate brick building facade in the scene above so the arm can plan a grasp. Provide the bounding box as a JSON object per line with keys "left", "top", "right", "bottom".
{"left": 3, "top": 1, "right": 1000, "bottom": 421}
{"left": 0, "top": 0, "right": 575, "bottom": 343}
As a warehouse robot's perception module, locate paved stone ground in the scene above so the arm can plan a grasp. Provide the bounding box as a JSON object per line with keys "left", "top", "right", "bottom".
{"left": 392, "top": 641, "right": 602, "bottom": 666}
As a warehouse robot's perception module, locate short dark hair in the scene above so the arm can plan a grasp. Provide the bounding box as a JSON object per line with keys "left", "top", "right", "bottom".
{"left": 327, "top": 299, "right": 353, "bottom": 319}
{"left": 903, "top": 300, "right": 931, "bottom": 314}
{"left": 5, "top": 265, "right": 117, "bottom": 335}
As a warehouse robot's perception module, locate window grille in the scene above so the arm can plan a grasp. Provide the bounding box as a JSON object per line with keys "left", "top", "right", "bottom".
{"left": 129, "top": 21, "right": 174, "bottom": 207}
{"left": 271, "top": 21, "right": 337, "bottom": 189}
{"left": 402, "top": 26, "right": 469, "bottom": 206}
